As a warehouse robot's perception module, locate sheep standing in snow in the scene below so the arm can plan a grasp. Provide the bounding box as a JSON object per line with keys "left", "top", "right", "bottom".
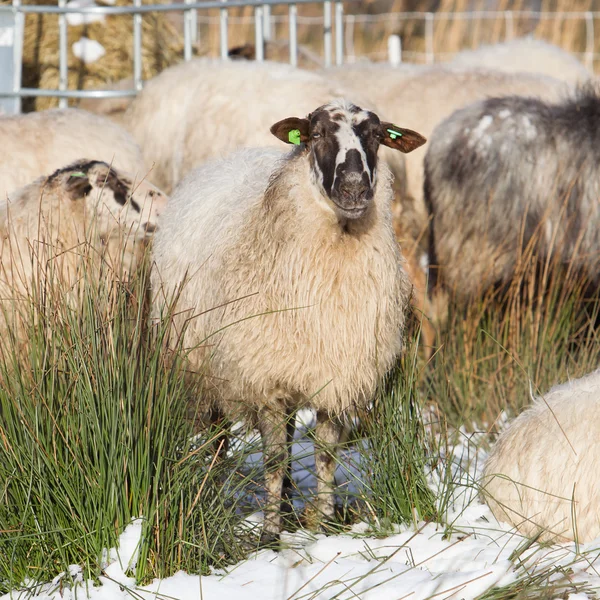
{"left": 483, "top": 369, "right": 600, "bottom": 543}
{"left": 326, "top": 64, "right": 567, "bottom": 249}
{"left": 0, "top": 159, "right": 167, "bottom": 320}
{"left": 0, "top": 108, "right": 145, "bottom": 202}
{"left": 424, "top": 84, "right": 600, "bottom": 304}
{"left": 152, "top": 100, "right": 426, "bottom": 544}
{"left": 449, "top": 38, "right": 591, "bottom": 85}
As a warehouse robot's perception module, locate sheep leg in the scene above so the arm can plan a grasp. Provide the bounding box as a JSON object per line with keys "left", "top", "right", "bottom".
{"left": 258, "top": 406, "right": 289, "bottom": 547}
{"left": 281, "top": 410, "right": 296, "bottom": 522}
{"left": 314, "top": 411, "right": 343, "bottom": 530}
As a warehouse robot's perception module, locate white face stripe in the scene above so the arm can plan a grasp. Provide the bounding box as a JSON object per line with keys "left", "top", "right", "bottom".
{"left": 322, "top": 102, "right": 377, "bottom": 189}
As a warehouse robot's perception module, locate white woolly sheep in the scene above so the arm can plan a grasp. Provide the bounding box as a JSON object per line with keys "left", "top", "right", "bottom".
{"left": 0, "top": 159, "right": 167, "bottom": 319}
{"left": 151, "top": 99, "right": 426, "bottom": 545}
{"left": 124, "top": 59, "right": 380, "bottom": 195}
{"left": 424, "top": 84, "right": 600, "bottom": 304}
{"left": 449, "top": 38, "right": 592, "bottom": 85}
{"left": 325, "top": 64, "right": 568, "bottom": 247}
{"left": 483, "top": 369, "right": 600, "bottom": 543}
{"left": 0, "top": 108, "right": 145, "bottom": 202}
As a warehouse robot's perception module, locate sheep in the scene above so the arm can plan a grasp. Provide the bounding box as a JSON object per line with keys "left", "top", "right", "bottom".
{"left": 0, "top": 108, "right": 145, "bottom": 202}
{"left": 151, "top": 99, "right": 426, "bottom": 545}
{"left": 423, "top": 84, "right": 600, "bottom": 305}
{"left": 482, "top": 369, "right": 600, "bottom": 543}
{"left": 0, "top": 159, "right": 167, "bottom": 324}
{"left": 325, "top": 64, "right": 568, "bottom": 249}
{"left": 449, "top": 38, "right": 592, "bottom": 86}
{"left": 126, "top": 59, "right": 436, "bottom": 354}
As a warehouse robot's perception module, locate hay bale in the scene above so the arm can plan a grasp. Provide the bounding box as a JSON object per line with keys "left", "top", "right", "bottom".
{"left": 10, "top": 0, "right": 182, "bottom": 111}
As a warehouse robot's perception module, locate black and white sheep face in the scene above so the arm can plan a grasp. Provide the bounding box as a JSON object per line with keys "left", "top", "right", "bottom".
{"left": 52, "top": 160, "right": 168, "bottom": 243}
{"left": 271, "top": 99, "right": 426, "bottom": 220}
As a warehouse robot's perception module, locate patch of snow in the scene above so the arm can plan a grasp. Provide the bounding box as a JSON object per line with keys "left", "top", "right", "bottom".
{"left": 101, "top": 519, "right": 143, "bottom": 584}
{"left": 72, "top": 37, "right": 106, "bottom": 64}
{"left": 520, "top": 115, "right": 537, "bottom": 141}
{"left": 3, "top": 429, "right": 600, "bottom": 600}
{"left": 66, "top": 0, "right": 106, "bottom": 27}
{"left": 467, "top": 115, "right": 494, "bottom": 151}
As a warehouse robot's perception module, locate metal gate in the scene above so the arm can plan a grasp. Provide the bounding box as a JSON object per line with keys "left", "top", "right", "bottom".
{"left": 0, "top": 0, "right": 347, "bottom": 113}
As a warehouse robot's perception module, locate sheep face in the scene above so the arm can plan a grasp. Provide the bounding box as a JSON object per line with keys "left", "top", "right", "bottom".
{"left": 271, "top": 99, "right": 426, "bottom": 220}
{"left": 49, "top": 160, "right": 167, "bottom": 245}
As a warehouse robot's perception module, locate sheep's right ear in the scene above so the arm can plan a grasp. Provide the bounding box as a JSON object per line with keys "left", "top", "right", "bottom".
{"left": 270, "top": 117, "right": 310, "bottom": 145}
{"left": 64, "top": 170, "right": 93, "bottom": 200}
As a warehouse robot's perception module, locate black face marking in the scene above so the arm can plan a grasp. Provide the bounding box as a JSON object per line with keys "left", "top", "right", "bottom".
{"left": 352, "top": 114, "right": 381, "bottom": 178}
{"left": 309, "top": 110, "right": 341, "bottom": 197}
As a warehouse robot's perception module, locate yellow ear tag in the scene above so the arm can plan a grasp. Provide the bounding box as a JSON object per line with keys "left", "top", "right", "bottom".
{"left": 288, "top": 129, "right": 301, "bottom": 145}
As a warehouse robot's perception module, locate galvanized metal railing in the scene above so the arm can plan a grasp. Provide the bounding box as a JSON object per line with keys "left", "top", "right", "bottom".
{"left": 0, "top": 3, "right": 599, "bottom": 115}
{"left": 0, "top": 0, "right": 348, "bottom": 114}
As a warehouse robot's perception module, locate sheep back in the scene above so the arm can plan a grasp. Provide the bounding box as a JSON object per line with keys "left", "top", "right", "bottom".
{"left": 0, "top": 108, "right": 145, "bottom": 201}
{"left": 152, "top": 148, "right": 411, "bottom": 419}
{"left": 449, "top": 38, "right": 591, "bottom": 85}
{"left": 424, "top": 86, "right": 600, "bottom": 300}
{"left": 483, "top": 369, "right": 600, "bottom": 543}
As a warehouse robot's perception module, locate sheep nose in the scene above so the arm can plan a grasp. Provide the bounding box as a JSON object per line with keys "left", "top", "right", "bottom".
{"left": 339, "top": 181, "right": 370, "bottom": 203}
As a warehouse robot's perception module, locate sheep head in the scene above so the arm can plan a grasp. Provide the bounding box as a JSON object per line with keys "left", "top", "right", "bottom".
{"left": 47, "top": 159, "right": 168, "bottom": 274}
{"left": 270, "top": 99, "right": 426, "bottom": 220}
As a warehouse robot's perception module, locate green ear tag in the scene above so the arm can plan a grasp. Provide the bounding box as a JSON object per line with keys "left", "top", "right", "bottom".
{"left": 387, "top": 128, "right": 403, "bottom": 140}
{"left": 288, "top": 129, "right": 301, "bottom": 145}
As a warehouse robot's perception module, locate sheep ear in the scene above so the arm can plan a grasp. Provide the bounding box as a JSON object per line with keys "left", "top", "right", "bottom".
{"left": 64, "top": 170, "right": 93, "bottom": 200}
{"left": 270, "top": 117, "right": 310, "bottom": 145}
{"left": 379, "top": 122, "right": 427, "bottom": 153}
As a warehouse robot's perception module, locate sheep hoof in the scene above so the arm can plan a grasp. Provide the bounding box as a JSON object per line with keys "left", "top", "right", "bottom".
{"left": 258, "top": 529, "right": 281, "bottom": 550}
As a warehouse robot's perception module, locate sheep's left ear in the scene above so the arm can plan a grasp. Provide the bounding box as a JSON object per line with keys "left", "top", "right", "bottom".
{"left": 379, "top": 122, "right": 427, "bottom": 153}
{"left": 64, "top": 170, "right": 93, "bottom": 200}
{"left": 270, "top": 117, "right": 310, "bottom": 145}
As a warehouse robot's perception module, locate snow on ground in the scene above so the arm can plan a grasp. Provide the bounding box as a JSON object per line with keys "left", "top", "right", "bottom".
{"left": 3, "top": 418, "right": 600, "bottom": 600}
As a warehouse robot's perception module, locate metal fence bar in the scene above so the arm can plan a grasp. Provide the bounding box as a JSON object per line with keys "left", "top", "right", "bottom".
{"left": 289, "top": 3, "right": 297, "bottom": 67}
{"left": 3, "top": 5, "right": 599, "bottom": 15}
{"left": 262, "top": 4, "right": 271, "bottom": 40}
{"left": 184, "top": 0, "right": 196, "bottom": 60}
{"left": 220, "top": 0, "right": 228, "bottom": 59}
{"left": 133, "top": 0, "right": 142, "bottom": 90}
{"left": 3, "top": 88, "right": 138, "bottom": 99}
{"left": 323, "top": 0, "right": 331, "bottom": 67}
{"left": 0, "top": 0, "right": 359, "bottom": 13}
{"left": 425, "top": 11, "right": 434, "bottom": 64}
{"left": 334, "top": 0, "right": 343, "bottom": 65}
{"left": 504, "top": 10, "right": 514, "bottom": 39}
{"left": 586, "top": 11, "right": 594, "bottom": 70}
{"left": 58, "top": 0, "right": 67, "bottom": 108}
{"left": 388, "top": 34, "right": 401, "bottom": 65}
{"left": 345, "top": 14, "right": 355, "bottom": 60}
{"left": 12, "top": 0, "right": 23, "bottom": 113}
{"left": 254, "top": 5, "right": 264, "bottom": 60}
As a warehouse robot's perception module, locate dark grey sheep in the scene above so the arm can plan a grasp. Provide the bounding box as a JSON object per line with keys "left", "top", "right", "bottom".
{"left": 424, "top": 84, "right": 600, "bottom": 304}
